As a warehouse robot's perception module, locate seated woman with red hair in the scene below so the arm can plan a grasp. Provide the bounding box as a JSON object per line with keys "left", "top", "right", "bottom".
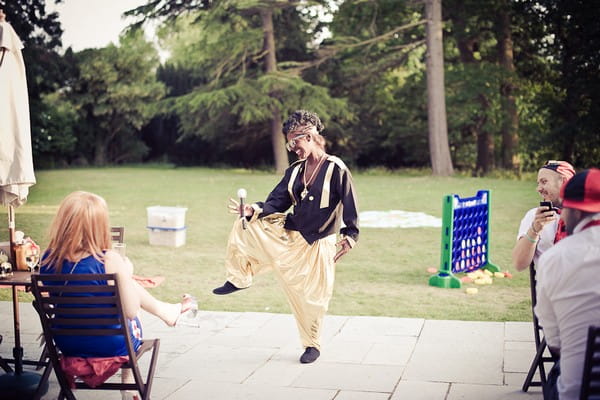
{"left": 40, "top": 191, "right": 196, "bottom": 396}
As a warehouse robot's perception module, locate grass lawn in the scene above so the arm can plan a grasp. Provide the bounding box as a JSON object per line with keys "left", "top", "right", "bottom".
{"left": 1, "top": 166, "right": 540, "bottom": 322}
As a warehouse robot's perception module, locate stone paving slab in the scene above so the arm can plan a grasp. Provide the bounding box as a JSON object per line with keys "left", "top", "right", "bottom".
{"left": 336, "top": 390, "right": 392, "bottom": 400}
{"left": 159, "top": 344, "right": 277, "bottom": 383}
{"left": 0, "top": 302, "right": 543, "bottom": 400}
{"left": 447, "top": 383, "right": 543, "bottom": 399}
{"left": 391, "top": 380, "right": 450, "bottom": 400}
{"left": 292, "top": 362, "right": 405, "bottom": 393}
{"left": 505, "top": 340, "right": 538, "bottom": 373}
{"left": 165, "top": 380, "right": 338, "bottom": 400}
{"left": 402, "top": 319, "right": 505, "bottom": 385}
{"left": 245, "top": 359, "right": 308, "bottom": 387}
{"left": 505, "top": 321, "right": 536, "bottom": 342}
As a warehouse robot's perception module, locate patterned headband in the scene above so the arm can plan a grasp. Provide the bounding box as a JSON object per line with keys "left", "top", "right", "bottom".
{"left": 541, "top": 160, "right": 575, "bottom": 180}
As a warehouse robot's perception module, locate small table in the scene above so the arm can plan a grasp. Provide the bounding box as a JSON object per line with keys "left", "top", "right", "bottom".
{"left": 0, "top": 270, "right": 48, "bottom": 399}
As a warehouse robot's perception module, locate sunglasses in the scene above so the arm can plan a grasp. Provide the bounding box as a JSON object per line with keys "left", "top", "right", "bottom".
{"left": 285, "top": 134, "right": 308, "bottom": 152}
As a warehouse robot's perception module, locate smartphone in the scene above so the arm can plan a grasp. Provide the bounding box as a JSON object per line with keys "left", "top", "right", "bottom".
{"left": 540, "top": 201, "right": 554, "bottom": 212}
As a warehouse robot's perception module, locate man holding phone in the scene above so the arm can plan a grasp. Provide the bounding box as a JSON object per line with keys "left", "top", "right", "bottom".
{"left": 534, "top": 168, "right": 600, "bottom": 399}
{"left": 512, "top": 160, "right": 576, "bottom": 271}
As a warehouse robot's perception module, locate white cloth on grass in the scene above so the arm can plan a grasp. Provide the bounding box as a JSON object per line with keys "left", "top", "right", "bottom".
{"left": 359, "top": 210, "right": 441, "bottom": 228}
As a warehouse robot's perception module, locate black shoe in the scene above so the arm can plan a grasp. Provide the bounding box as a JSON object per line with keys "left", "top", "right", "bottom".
{"left": 300, "top": 347, "right": 320, "bottom": 364}
{"left": 212, "top": 281, "right": 245, "bottom": 295}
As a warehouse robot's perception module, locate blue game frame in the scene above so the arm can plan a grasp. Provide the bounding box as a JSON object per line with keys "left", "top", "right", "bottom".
{"left": 429, "top": 190, "right": 499, "bottom": 289}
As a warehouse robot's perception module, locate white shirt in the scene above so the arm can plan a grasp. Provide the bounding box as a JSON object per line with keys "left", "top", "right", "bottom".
{"left": 517, "top": 207, "right": 559, "bottom": 264}
{"left": 535, "top": 213, "right": 600, "bottom": 400}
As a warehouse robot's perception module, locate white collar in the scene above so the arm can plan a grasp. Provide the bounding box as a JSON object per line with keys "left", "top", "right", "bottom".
{"left": 573, "top": 212, "right": 600, "bottom": 234}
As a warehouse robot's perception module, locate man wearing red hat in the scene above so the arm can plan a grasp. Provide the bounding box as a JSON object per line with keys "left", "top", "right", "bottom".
{"left": 512, "top": 160, "right": 576, "bottom": 271}
{"left": 534, "top": 168, "right": 600, "bottom": 400}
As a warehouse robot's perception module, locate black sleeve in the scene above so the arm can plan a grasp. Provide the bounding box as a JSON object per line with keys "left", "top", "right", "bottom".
{"left": 256, "top": 168, "right": 294, "bottom": 217}
{"left": 338, "top": 167, "right": 359, "bottom": 243}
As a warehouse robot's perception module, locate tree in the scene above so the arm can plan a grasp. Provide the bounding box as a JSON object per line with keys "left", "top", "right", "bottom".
{"left": 311, "top": 0, "right": 429, "bottom": 167}
{"left": 33, "top": 91, "right": 78, "bottom": 168}
{"left": 0, "top": 0, "right": 62, "bottom": 49}
{"left": 425, "top": 0, "right": 453, "bottom": 176}
{"left": 517, "top": 0, "right": 600, "bottom": 167}
{"left": 0, "top": 0, "right": 74, "bottom": 166}
{"left": 129, "top": 0, "right": 351, "bottom": 172}
{"left": 495, "top": 0, "right": 519, "bottom": 171}
{"left": 261, "top": 7, "right": 286, "bottom": 173}
{"left": 443, "top": 0, "right": 515, "bottom": 174}
{"left": 68, "top": 30, "right": 165, "bottom": 165}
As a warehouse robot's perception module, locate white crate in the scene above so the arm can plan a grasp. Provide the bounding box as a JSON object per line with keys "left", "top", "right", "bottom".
{"left": 147, "top": 206, "right": 187, "bottom": 229}
{"left": 148, "top": 227, "right": 186, "bottom": 247}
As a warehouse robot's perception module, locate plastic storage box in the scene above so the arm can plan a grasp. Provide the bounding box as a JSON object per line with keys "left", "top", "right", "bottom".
{"left": 146, "top": 206, "right": 188, "bottom": 247}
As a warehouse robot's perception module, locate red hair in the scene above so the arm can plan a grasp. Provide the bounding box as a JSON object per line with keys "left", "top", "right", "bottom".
{"left": 42, "top": 191, "right": 111, "bottom": 272}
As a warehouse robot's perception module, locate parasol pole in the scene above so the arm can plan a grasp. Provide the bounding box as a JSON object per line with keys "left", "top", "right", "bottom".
{"left": 8, "top": 204, "right": 16, "bottom": 263}
{"left": 7, "top": 204, "right": 24, "bottom": 374}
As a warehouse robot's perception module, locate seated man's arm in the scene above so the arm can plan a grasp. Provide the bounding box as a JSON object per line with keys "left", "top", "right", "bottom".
{"left": 512, "top": 207, "right": 554, "bottom": 271}
{"left": 512, "top": 235, "right": 537, "bottom": 271}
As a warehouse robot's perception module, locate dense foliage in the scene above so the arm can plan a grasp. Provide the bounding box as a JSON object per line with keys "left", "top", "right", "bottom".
{"left": 4, "top": 0, "right": 599, "bottom": 172}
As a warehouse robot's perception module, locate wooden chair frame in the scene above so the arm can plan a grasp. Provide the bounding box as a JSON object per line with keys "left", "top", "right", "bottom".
{"left": 36, "top": 226, "right": 125, "bottom": 371}
{"left": 31, "top": 273, "right": 159, "bottom": 400}
{"left": 111, "top": 226, "right": 125, "bottom": 244}
{"left": 522, "top": 263, "right": 557, "bottom": 392}
{"left": 580, "top": 325, "right": 600, "bottom": 400}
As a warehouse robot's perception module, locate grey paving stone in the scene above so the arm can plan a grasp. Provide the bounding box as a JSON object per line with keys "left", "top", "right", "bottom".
{"left": 504, "top": 371, "right": 540, "bottom": 388}
{"left": 319, "top": 339, "right": 373, "bottom": 363}
{"left": 402, "top": 320, "right": 504, "bottom": 385}
{"left": 244, "top": 359, "right": 308, "bottom": 387}
{"left": 142, "top": 376, "right": 192, "bottom": 400}
{"left": 321, "top": 315, "right": 351, "bottom": 343}
{"left": 447, "top": 383, "right": 543, "bottom": 399}
{"left": 204, "top": 313, "right": 298, "bottom": 348}
{"left": 504, "top": 341, "right": 538, "bottom": 373}
{"left": 505, "top": 322, "right": 535, "bottom": 342}
{"left": 0, "top": 303, "right": 544, "bottom": 400}
{"left": 292, "top": 362, "right": 404, "bottom": 392}
{"left": 159, "top": 344, "right": 277, "bottom": 383}
{"left": 163, "top": 380, "right": 337, "bottom": 400}
{"left": 335, "top": 316, "right": 424, "bottom": 342}
{"left": 391, "top": 380, "right": 450, "bottom": 400}
{"left": 363, "top": 337, "right": 418, "bottom": 366}
{"left": 335, "top": 390, "right": 392, "bottom": 400}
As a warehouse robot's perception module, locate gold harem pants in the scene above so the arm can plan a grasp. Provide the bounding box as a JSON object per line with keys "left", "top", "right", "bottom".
{"left": 224, "top": 213, "right": 337, "bottom": 350}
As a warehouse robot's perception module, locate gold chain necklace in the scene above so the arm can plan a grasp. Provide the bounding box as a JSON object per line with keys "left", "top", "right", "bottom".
{"left": 301, "top": 154, "right": 326, "bottom": 200}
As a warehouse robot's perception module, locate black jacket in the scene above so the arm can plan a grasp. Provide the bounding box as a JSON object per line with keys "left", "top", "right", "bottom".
{"left": 254, "top": 156, "right": 359, "bottom": 245}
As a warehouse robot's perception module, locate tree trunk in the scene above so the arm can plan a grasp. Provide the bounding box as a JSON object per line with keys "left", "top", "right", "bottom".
{"left": 451, "top": 1, "right": 494, "bottom": 175}
{"left": 474, "top": 95, "right": 494, "bottom": 175}
{"left": 475, "top": 130, "right": 494, "bottom": 176}
{"left": 94, "top": 134, "right": 107, "bottom": 166}
{"left": 497, "top": 2, "right": 519, "bottom": 171}
{"left": 425, "top": 0, "right": 454, "bottom": 176}
{"left": 559, "top": 12, "right": 577, "bottom": 162}
{"left": 261, "top": 9, "right": 288, "bottom": 174}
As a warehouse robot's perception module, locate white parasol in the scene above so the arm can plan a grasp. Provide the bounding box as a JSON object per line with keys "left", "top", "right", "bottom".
{"left": 0, "top": 16, "right": 36, "bottom": 261}
{"left": 0, "top": 15, "right": 46, "bottom": 393}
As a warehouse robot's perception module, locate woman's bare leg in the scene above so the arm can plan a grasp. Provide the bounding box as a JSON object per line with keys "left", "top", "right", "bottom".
{"left": 132, "top": 282, "right": 182, "bottom": 326}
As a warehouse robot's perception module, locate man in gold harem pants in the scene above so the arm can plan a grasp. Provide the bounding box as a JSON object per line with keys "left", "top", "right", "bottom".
{"left": 213, "top": 110, "right": 359, "bottom": 364}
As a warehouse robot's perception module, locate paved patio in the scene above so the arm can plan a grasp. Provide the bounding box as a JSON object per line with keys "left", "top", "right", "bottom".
{"left": 0, "top": 301, "right": 544, "bottom": 399}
